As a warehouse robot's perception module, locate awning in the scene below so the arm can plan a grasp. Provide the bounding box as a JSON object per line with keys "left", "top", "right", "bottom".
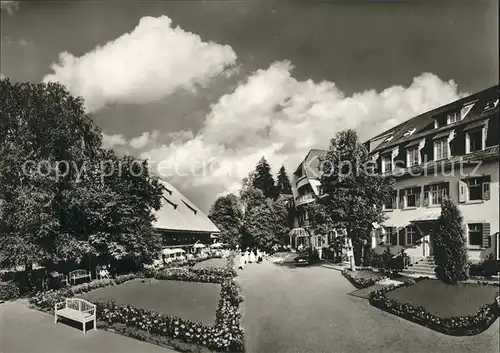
{"left": 210, "top": 242, "right": 224, "bottom": 249}
{"left": 433, "top": 131, "right": 451, "bottom": 140}
{"left": 193, "top": 243, "right": 205, "bottom": 249}
{"left": 289, "top": 228, "right": 310, "bottom": 238}
{"left": 410, "top": 211, "right": 440, "bottom": 223}
{"left": 463, "top": 120, "right": 486, "bottom": 131}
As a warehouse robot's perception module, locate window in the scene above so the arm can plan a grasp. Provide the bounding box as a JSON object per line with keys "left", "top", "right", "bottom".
{"left": 483, "top": 99, "right": 499, "bottom": 111}
{"left": 467, "top": 129, "right": 483, "bottom": 153}
{"left": 403, "top": 128, "right": 416, "bottom": 137}
{"left": 405, "top": 187, "right": 421, "bottom": 208}
{"left": 434, "top": 139, "right": 449, "bottom": 160}
{"left": 467, "top": 178, "right": 482, "bottom": 201}
{"left": 459, "top": 176, "right": 491, "bottom": 202}
{"left": 406, "top": 226, "right": 417, "bottom": 245}
{"left": 384, "top": 191, "right": 397, "bottom": 210}
{"left": 447, "top": 112, "right": 459, "bottom": 125}
{"left": 407, "top": 147, "right": 419, "bottom": 167}
{"left": 468, "top": 224, "right": 482, "bottom": 246}
{"left": 430, "top": 184, "right": 447, "bottom": 205}
{"left": 382, "top": 154, "right": 392, "bottom": 173}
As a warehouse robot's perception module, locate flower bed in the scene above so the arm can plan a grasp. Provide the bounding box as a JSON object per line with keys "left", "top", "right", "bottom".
{"left": 29, "top": 273, "right": 138, "bottom": 312}
{"left": 153, "top": 267, "right": 236, "bottom": 284}
{"left": 0, "top": 280, "right": 21, "bottom": 301}
{"left": 30, "top": 255, "right": 244, "bottom": 352}
{"left": 369, "top": 277, "right": 500, "bottom": 336}
{"left": 341, "top": 269, "right": 387, "bottom": 289}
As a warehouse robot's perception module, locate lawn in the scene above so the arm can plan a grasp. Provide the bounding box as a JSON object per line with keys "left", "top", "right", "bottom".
{"left": 350, "top": 270, "right": 384, "bottom": 281}
{"left": 386, "top": 279, "right": 500, "bottom": 317}
{"left": 82, "top": 279, "right": 221, "bottom": 325}
{"left": 193, "top": 257, "right": 228, "bottom": 269}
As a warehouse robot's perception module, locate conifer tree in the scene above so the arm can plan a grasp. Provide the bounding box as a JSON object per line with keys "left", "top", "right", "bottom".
{"left": 276, "top": 165, "right": 292, "bottom": 195}
{"left": 252, "top": 157, "right": 276, "bottom": 199}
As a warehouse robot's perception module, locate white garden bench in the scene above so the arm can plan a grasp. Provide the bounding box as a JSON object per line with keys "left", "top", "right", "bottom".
{"left": 54, "top": 298, "right": 97, "bottom": 334}
{"left": 69, "top": 269, "right": 91, "bottom": 285}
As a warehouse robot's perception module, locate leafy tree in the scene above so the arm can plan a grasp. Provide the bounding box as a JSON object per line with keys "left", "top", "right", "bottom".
{"left": 432, "top": 198, "right": 469, "bottom": 284}
{"left": 209, "top": 194, "right": 243, "bottom": 248}
{"left": 272, "top": 198, "right": 291, "bottom": 245}
{"left": 252, "top": 157, "right": 276, "bottom": 199}
{"left": 276, "top": 165, "right": 292, "bottom": 195}
{"left": 0, "top": 79, "right": 162, "bottom": 270}
{"left": 319, "top": 129, "right": 393, "bottom": 265}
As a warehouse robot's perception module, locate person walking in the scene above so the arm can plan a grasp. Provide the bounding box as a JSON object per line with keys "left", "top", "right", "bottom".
{"left": 249, "top": 248, "right": 256, "bottom": 263}
{"left": 238, "top": 251, "right": 246, "bottom": 270}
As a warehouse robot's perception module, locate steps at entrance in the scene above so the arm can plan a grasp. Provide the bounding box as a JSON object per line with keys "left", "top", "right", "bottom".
{"left": 402, "top": 256, "right": 436, "bottom": 277}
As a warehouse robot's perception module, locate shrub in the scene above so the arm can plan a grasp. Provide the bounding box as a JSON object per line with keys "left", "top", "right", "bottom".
{"left": 0, "top": 281, "right": 21, "bottom": 301}
{"left": 433, "top": 199, "right": 470, "bottom": 284}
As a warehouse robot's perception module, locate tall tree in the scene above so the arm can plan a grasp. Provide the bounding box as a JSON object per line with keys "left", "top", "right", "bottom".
{"left": 276, "top": 165, "right": 292, "bottom": 195}
{"left": 319, "top": 129, "right": 393, "bottom": 265}
{"left": 209, "top": 194, "right": 243, "bottom": 248}
{"left": 433, "top": 198, "right": 469, "bottom": 284}
{"left": 252, "top": 157, "right": 276, "bottom": 199}
{"left": 0, "top": 79, "right": 162, "bottom": 270}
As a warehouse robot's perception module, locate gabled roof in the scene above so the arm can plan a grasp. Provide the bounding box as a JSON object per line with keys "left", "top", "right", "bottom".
{"left": 294, "top": 148, "right": 327, "bottom": 179}
{"left": 369, "top": 85, "right": 499, "bottom": 153}
{"left": 153, "top": 180, "right": 220, "bottom": 234}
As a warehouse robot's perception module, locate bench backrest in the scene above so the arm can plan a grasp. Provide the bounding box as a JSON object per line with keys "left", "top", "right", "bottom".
{"left": 66, "top": 298, "right": 95, "bottom": 312}
{"left": 69, "top": 269, "right": 88, "bottom": 277}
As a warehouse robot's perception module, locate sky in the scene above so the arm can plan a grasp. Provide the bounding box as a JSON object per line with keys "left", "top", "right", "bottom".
{"left": 1, "top": 0, "right": 498, "bottom": 212}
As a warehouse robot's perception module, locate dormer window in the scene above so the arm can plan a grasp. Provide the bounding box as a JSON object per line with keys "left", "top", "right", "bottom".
{"left": 434, "top": 139, "right": 449, "bottom": 160}
{"left": 403, "top": 128, "right": 416, "bottom": 137}
{"left": 446, "top": 112, "right": 459, "bottom": 125}
{"left": 381, "top": 154, "right": 392, "bottom": 173}
{"left": 407, "top": 147, "right": 420, "bottom": 167}
{"left": 460, "top": 102, "right": 476, "bottom": 119}
{"left": 483, "top": 99, "right": 499, "bottom": 111}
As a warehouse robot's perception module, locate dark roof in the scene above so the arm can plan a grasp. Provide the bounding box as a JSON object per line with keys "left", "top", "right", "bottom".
{"left": 368, "top": 85, "right": 499, "bottom": 153}
{"left": 294, "top": 148, "right": 326, "bottom": 177}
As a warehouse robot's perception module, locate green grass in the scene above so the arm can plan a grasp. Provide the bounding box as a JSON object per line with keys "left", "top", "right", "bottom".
{"left": 82, "top": 279, "right": 221, "bottom": 325}
{"left": 386, "top": 279, "right": 500, "bottom": 317}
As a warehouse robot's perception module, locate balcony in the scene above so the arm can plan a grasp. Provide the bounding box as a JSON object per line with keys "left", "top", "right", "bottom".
{"left": 295, "top": 193, "right": 315, "bottom": 206}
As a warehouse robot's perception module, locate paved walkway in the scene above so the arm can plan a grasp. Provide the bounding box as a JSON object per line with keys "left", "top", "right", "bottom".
{"left": 0, "top": 300, "right": 177, "bottom": 353}
{"left": 236, "top": 258, "right": 500, "bottom": 353}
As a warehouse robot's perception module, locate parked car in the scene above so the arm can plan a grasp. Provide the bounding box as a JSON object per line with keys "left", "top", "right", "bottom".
{"left": 294, "top": 253, "right": 310, "bottom": 266}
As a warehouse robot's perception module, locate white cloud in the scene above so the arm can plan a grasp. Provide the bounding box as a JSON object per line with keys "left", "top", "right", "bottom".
{"left": 0, "top": 1, "right": 19, "bottom": 15}
{"left": 124, "top": 61, "right": 466, "bottom": 211}
{"left": 101, "top": 133, "right": 127, "bottom": 149}
{"left": 43, "top": 15, "right": 237, "bottom": 113}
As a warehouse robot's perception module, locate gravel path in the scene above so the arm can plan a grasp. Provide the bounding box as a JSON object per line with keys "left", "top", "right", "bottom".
{"left": 0, "top": 300, "right": 177, "bottom": 353}
{"left": 236, "top": 258, "right": 500, "bottom": 353}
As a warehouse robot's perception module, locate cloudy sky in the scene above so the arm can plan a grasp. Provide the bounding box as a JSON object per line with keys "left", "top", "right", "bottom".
{"left": 1, "top": 0, "right": 498, "bottom": 212}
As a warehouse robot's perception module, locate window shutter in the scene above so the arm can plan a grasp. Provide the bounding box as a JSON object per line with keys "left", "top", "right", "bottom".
{"left": 458, "top": 179, "right": 467, "bottom": 203}
{"left": 398, "top": 189, "right": 404, "bottom": 209}
{"left": 482, "top": 175, "right": 491, "bottom": 200}
{"left": 399, "top": 227, "right": 406, "bottom": 246}
{"left": 423, "top": 185, "right": 430, "bottom": 206}
{"left": 482, "top": 223, "right": 491, "bottom": 248}
{"left": 392, "top": 190, "right": 397, "bottom": 209}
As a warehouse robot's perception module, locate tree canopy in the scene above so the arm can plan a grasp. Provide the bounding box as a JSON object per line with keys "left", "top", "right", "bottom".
{"left": 318, "top": 129, "right": 393, "bottom": 263}
{"left": 208, "top": 193, "right": 243, "bottom": 248}
{"left": 0, "top": 79, "right": 163, "bottom": 269}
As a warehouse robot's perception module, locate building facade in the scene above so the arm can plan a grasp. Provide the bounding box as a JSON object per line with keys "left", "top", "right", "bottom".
{"left": 288, "top": 86, "right": 499, "bottom": 264}
{"left": 366, "top": 85, "right": 499, "bottom": 263}
{"left": 153, "top": 180, "right": 220, "bottom": 252}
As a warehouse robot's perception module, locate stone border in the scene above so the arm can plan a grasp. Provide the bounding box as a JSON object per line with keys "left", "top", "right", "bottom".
{"left": 368, "top": 277, "right": 500, "bottom": 336}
